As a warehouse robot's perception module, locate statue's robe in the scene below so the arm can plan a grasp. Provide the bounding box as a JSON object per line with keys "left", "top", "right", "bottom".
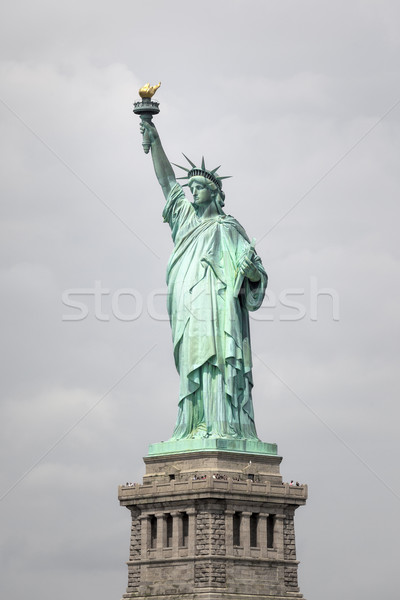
{"left": 163, "top": 184, "right": 268, "bottom": 439}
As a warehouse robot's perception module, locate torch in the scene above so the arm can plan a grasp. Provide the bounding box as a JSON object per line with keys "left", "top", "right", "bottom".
{"left": 133, "top": 82, "right": 161, "bottom": 154}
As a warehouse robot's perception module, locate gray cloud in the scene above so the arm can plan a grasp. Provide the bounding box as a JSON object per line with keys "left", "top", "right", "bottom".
{"left": 1, "top": 1, "right": 400, "bottom": 599}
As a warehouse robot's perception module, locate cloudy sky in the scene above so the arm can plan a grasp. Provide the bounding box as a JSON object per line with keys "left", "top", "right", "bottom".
{"left": 1, "top": 1, "right": 399, "bottom": 598}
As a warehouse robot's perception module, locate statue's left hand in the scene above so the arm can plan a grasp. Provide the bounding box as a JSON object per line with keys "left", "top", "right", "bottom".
{"left": 239, "top": 256, "right": 261, "bottom": 282}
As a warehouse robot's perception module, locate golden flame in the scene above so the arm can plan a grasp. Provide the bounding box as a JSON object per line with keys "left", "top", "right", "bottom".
{"left": 139, "top": 82, "right": 161, "bottom": 99}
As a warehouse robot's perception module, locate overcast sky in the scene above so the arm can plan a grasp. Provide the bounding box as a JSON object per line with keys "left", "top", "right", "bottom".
{"left": 1, "top": 1, "right": 399, "bottom": 599}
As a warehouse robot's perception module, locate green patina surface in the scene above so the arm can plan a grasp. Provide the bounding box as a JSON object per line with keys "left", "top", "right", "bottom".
{"left": 137, "top": 102, "right": 275, "bottom": 456}
{"left": 148, "top": 438, "right": 278, "bottom": 457}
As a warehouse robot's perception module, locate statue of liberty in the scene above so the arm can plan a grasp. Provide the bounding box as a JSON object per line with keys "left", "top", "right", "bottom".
{"left": 140, "top": 117, "right": 268, "bottom": 442}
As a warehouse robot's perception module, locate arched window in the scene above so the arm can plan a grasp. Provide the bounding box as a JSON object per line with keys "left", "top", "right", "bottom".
{"left": 182, "top": 513, "right": 189, "bottom": 547}
{"left": 267, "top": 514, "right": 275, "bottom": 548}
{"left": 150, "top": 516, "right": 157, "bottom": 549}
{"left": 233, "top": 512, "right": 241, "bottom": 546}
{"left": 166, "top": 514, "right": 173, "bottom": 547}
{"left": 250, "top": 513, "right": 258, "bottom": 547}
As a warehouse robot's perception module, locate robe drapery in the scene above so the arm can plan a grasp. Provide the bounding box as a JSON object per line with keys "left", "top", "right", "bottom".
{"left": 163, "top": 183, "right": 268, "bottom": 440}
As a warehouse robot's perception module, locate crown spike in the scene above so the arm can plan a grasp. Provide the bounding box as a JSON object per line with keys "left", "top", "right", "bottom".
{"left": 201, "top": 156, "right": 206, "bottom": 170}
{"left": 219, "top": 176, "right": 232, "bottom": 181}
{"left": 172, "top": 162, "right": 190, "bottom": 172}
{"left": 182, "top": 153, "right": 196, "bottom": 168}
{"left": 211, "top": 165, "right": 221, "bottom": 174}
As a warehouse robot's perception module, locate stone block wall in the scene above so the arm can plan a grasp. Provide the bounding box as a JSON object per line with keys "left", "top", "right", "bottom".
{"left": 129, "top": 508, "right": 141, "bottom": 560}
{"left": 194, "top": 559, "right": 226, "bottom": 587}
{"left": 195, "top": 502, "right": 226, "bottom": 557}
{"left": 119, "top": 450, "right": 307, "bottom": 600}
{"left": 210, "top": 511, "right": 225, "bottom": 556}
{"left": 126, "top": 564, "right": 140, "bottom": 593}
{"left": 195, "top": 510, "right": 211, "bottom": 556}
{"left": 283, "top": 508, "right": 296, "bottom": 560}
{"left": 283, "top": 508, "right": 299, "bottom": 591}
{"left": 284, "top": 565, "right": 299, "bottom": 591}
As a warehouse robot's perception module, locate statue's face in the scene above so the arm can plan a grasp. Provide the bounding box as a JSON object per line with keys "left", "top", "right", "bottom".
{"left": 190, "top": 182, "right": 212, "bottom": 205}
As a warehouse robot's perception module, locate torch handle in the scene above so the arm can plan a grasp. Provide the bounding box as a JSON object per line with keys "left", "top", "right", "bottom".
{"left": 140, "top": 115, "right": 153, "bottom": 154}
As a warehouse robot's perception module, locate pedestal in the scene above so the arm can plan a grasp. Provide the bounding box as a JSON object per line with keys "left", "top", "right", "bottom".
{"left": 118, "top": 448, "right": 307, "bottom": 600}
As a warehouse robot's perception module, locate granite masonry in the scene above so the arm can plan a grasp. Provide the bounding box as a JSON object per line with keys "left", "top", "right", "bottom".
{"left": 118, "top": 450, "right": 307, "bottom": 600}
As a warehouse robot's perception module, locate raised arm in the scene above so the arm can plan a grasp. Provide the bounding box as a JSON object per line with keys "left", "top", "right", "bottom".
{"left": 140, "top": 121, "right": 176, "bottom": 200}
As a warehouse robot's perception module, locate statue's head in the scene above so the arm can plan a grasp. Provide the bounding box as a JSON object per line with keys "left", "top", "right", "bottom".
{"left": 172, "top": 154, "right": 230, "bottom": 212}
{"left": 188, "top": 176, "right": 225, "bottom": 210}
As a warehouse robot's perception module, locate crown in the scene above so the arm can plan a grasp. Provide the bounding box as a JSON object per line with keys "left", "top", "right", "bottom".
{"left": 172, "top": 154, "right": 231, "bottom": 189}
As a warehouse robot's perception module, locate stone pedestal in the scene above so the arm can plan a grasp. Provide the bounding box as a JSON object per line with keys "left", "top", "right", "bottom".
{"left": 118, "top": 450, "right": 307, "bottom": 600}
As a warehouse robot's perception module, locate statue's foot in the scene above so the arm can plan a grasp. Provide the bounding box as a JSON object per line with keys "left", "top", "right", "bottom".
{"left": 188, "top": 424, "right": 208, "bottom": 439}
